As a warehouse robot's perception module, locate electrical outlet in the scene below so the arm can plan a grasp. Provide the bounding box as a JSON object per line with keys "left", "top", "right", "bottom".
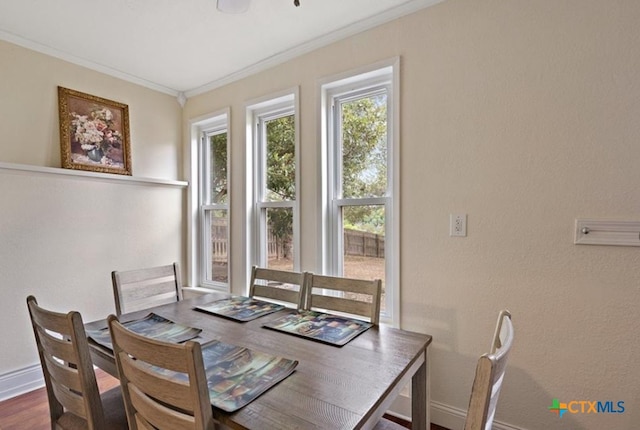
{"left": 450, "top": 214, "right": 467, "bottom": 237}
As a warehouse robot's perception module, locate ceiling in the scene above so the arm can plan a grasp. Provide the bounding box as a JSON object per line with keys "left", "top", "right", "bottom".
{"left": 0, "top": 0, "right": 442, "bottom": 98}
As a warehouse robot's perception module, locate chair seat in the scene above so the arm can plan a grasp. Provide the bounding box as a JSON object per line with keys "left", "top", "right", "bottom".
{"left": 101, "top": 386, "right": 128, "bottom": 428}
{"left": 56, "top": 387, "right": 128, "bottom": 430}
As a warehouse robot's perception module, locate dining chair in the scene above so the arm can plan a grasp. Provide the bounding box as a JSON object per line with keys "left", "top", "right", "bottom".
{"left": 26, "top": 295, "right": 128, "bottom": 430}
{"left": 249, "top": 265, "right": 309, "bottom": 309}
{"left": 305, "top": 273, "right": 382, "bottom": 324}
{"left": 107, "top": 314, "right": 216, "bottom": 430}
{"left": 375, "top": 310, "right": 514, "bottom": 430}
{"left": 112, "top": 261, "right": 183, "bottom": 315}
{"left": 464, "top": 309, "right": 514, "bottom": 430}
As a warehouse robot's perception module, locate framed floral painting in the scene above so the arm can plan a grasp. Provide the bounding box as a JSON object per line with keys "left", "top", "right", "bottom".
{"left": 58, "top": 87, "right": 132, "bottom": 175}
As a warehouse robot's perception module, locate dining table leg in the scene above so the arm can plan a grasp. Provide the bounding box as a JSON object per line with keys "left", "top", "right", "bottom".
{"left": 411, "top": 347, "right": 429, "bottom": 430}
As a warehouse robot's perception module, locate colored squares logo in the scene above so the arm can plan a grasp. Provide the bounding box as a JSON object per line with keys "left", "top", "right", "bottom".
{"left": 549, "top": 398, "right": 568, "bottom": 417}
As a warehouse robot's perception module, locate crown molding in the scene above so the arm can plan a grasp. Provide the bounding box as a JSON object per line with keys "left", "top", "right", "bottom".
{"left": 0, "top": 29, "right": 179, "bottom": 97}
{"left": 184, "top": 0, "right": 445, "bottom": 97}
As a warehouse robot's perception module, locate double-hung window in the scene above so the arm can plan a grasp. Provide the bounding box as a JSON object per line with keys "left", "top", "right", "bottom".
{"left": 198, "top": 113, "right": 229, "bottom": 289}
{"left": 322, "top": 61, "right": 399, "bottom": 325}
{"left": 248, "top": 92, "right": 299, "bottom": 272}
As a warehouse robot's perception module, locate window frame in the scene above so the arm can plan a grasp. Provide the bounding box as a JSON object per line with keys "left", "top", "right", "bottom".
{"left": 320, "top": 59, "right": 400, "bottom": 326}
{"left": 246, "top": 89, "right": 300, "bottom": 274}
{"left": 188, "top": 109, "right": 230, "bottom": 291}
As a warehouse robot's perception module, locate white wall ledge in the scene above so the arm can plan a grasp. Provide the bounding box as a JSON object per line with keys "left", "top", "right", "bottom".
{"left": 0, "top": 161, "right": 188, "bottom": 188}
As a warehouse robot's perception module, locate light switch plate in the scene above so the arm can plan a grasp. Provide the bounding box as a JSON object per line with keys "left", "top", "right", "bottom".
{"left": 450, "top": 214, "right": 467, "bottom": 237}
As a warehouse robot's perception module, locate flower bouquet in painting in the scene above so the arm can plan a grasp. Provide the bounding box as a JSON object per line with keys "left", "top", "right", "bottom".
{"left": 71, "top": 107, "right": 124, "bottom": 165}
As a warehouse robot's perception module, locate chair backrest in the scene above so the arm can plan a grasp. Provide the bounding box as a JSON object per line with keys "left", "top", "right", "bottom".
{"left": 112, "top": 262, "right": 183, "bottom": 315}
{"left": 108, "top": 314, "right": 215, "bottom": 430}
{"left": 464, "top": 310, "right": 514, "bottom": 430}
{"left": 26, "top": 295, "right": 109, "bottom": 430}
{"left": 305, "top": 274, "right": 382, "bottom": 324}
{"left": 249, "top": 265, "right": 308, "bottom": 309}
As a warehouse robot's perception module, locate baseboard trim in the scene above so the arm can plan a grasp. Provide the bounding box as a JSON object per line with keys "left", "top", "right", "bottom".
{"left": 0, "top": 364, "right": 44, "bottom": 402}
{"left": 430, "top": 400, "right": 467, "bottom": 429}
{"left": 386, "top": 395, "right": 525, "bottom": 430}
{"left": 430, "top": 400, "right": 527, "bottom": 430}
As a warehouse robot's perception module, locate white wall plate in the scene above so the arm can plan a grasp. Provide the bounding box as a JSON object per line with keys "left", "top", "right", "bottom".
{"left": 575, "top": 219, "right": 640, "bottom": 247}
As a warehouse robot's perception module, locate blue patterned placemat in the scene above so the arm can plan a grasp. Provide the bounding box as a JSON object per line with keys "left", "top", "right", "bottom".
{"left": 87, "top": 313, "right": 201, "bottom": 350}
{"left": 262, "top": 309, "right": 372, "bottom": 346}
{"left": 195, "top": 296, "right": 285, "bottom": 322}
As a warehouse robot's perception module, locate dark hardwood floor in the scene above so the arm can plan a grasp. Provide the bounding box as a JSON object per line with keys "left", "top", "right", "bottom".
{"left": 0, "top": 369, "right": 449, "bottom": 430}
{"left": 0, "top": 369, "right": 120, "bottom": 430}
{"left": 383, "top": 413, "right": 450, "bottom": 430}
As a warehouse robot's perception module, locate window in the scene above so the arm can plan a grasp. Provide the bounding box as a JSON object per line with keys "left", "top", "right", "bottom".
{"left": 196, "top": 112, "right": 229, "bottom": 290}
{"left": 247, "top": 91, "right": 299, "bottom": 272}
{"left": 322, "top": 60, "right": 399, "bottom": 325}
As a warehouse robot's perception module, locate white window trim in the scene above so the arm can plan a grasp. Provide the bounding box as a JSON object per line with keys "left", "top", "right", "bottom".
{"left": 188, "top": 108, "right": 230, "bottom": 291}
{"left": 319, "top": 57, "right": 400, "bottom": 327}
{"left": 245, "top": 88, "right": 301, "bottom": 277}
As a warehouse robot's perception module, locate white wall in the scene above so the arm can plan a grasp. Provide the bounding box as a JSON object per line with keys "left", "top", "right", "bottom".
{"left": 184, "top": 1, "right": 640, "bottom": 429}
{"left": 0, "top": 40, "right": 185, "bottom": 383}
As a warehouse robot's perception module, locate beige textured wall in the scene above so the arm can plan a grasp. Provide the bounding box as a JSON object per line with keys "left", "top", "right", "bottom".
{"left": 0, "top": 39, "right": 183, "bottom": 180}
{"left": 184, "top": 1, "right": 640, "bottom": 428}
{"left": 0, "top": 41, "right": 185, "bottom": 378}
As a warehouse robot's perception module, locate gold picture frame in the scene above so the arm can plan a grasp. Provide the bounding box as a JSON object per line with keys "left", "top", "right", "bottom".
{"left": 58, "top": 86, "right": 132, "bottom": 175}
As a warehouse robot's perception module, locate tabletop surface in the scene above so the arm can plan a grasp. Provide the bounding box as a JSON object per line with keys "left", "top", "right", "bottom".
{"left": 86, "top": 292, "right": 432, "bottom": 430}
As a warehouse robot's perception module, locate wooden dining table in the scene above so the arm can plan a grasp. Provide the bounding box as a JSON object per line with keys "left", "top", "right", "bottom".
{"left": 85, "top": 292, "right": 432, "bottom": 430}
